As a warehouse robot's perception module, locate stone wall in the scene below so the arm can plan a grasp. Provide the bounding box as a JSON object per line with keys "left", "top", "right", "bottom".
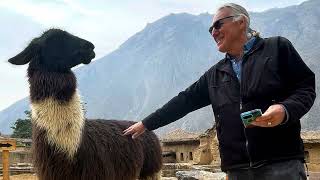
{"left": 304, "top": 143, "right": 320, "bottom": 172}
{"left": 202, "top": 128, "right": 220, "bottom": 166}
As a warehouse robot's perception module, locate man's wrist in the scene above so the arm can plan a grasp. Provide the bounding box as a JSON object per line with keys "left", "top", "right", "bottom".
{"left": 279, "top": 104, "right": 289, "bottom": 125}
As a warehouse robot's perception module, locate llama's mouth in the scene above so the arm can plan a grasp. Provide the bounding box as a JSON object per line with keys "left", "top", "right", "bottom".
{"left": 83, "top": 51, "right": 95, "bottom": 64}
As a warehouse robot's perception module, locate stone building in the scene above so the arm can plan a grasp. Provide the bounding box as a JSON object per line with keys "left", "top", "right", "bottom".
{"left": 161, "top": 128, "right": 320, "bottom": 172}
{"left": 199, "top": 127, "right": 220, "bottom": 166}
{"left": 161, "top": 127, "right": 220, "bottom": 165}
{"left": 161, "top": 129, "right": 200, "bottom": 164}
{"left": 301, "top": 131, "right": 320, "bottom": 172}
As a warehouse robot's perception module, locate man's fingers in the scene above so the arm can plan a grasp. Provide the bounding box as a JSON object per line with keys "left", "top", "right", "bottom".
{"left": 132, "top": 132, "right": 139, "bottom": 139}
{"left": 123, "top": 127, "right": 130, "bottom": 133}
{"left": 123, "top": 129, "right": 131, "bottom": 136}
{"left": 255, "top": 114, "right": 272, "bottom": 122}
{"left": 123, "top": 122, "right": 146, "bottom": 138}
{"left": 132, "top": 130, "right": 144, "bottom": 139}
{"left": 249, "top": 105, "right": 286, "bottom": 127}
{"left": 251, "top": 121, "right": 261, "bottom": 127}
{"left": 123, "top": 128, "right": 129, "bottom": 133}
{"left": 251, "top": 121, "right": 269, "bottom": 127}
{"left": 123, "top": 126, "right": 134, "bottom": 135}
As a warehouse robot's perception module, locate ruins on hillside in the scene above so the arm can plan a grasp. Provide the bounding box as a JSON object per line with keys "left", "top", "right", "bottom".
{"left": 161, "top": 128, "right": 320, "bottom": 171}
{"left": 161, "top": 127, "right": 220, "bottom": 166}
{"left": 1, "top": 130, "right": 320, "bottom": 173}
{"left": 301, "top": 131, "right": 320, "bottom": 172}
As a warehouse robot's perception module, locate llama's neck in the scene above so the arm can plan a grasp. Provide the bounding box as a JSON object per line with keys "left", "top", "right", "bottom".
{"left": 28, "top": 68, "right": 77, "bottom": 102}
{"left": 29, "top": 70, "right": 84, "bottom": 158}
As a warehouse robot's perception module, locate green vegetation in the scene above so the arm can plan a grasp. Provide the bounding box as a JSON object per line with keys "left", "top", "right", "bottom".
{"left": 11, "top": 110, "right": 32, "bottom": 139}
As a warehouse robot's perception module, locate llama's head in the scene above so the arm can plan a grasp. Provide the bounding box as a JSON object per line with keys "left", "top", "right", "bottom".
{"left": 8, "top": 28, "right": 95, "bottom": 71}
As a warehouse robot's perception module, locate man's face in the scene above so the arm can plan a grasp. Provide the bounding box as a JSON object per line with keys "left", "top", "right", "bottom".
{"left": 210, "top": 8, "right": 244, "bottom": 53}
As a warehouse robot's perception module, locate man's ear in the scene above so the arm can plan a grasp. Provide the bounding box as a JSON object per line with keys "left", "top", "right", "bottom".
{"left": 8, "top": 42, "right": 39, "bottom": 65}
{"left": 238, "top": 16, "right": 247, "bottom": 30}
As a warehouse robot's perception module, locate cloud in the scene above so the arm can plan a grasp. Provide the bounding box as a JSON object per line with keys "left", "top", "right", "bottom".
{"left": 0, "top": 1, "right": 70, "bottom": 25}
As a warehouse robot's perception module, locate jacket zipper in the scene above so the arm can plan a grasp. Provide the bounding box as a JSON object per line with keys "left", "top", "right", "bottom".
{"left": 239, "top": 40, "right": 263, "bottom": 168}
{"left": 225, "top": 39, "right": 262, "bottom": 169}
{"left": 240, "top": 54, "right": 253, "bottom": 168}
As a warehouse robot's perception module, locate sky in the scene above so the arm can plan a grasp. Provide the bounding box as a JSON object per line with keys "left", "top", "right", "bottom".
{"left": 0, "top": 0, "right": 307, "bottom": 111}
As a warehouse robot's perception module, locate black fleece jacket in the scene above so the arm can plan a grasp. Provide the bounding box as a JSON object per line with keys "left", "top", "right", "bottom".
{"left": 142, "top": 36, "right": 316, "bottom": 171}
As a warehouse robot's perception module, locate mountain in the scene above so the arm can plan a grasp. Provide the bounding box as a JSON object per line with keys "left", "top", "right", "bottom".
{"left": 1, "top": 0, "right": 319, "bottom": 136}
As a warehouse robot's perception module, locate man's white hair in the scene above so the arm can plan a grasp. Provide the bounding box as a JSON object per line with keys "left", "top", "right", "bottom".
{"left": 217, "top": 3, "right": 259, "bottom": 37}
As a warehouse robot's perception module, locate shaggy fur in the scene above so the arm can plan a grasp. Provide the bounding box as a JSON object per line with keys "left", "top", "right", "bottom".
{"left": 28, "top": 70, "right": 76, "bottom": 103}
{"left": 31, "top": 92, "right": 84, "bottom": 158}
{"left": 8, "top": 29, "right": 162, "bottom": 180}
{"left": 32, "top": 120, "right": 162, "bottom": 180}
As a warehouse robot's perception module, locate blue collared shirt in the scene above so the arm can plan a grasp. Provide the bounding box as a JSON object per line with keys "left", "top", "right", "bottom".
{"left": 227, "top": 37, "right": 256, "bottom": 82}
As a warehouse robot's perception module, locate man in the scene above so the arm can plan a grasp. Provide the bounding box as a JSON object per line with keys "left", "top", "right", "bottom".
{"left": 124, "top": 3, "right": 315, "bottom": 179}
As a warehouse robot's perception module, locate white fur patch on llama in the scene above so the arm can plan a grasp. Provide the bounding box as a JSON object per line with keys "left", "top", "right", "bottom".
{"left": 30, "top": 93, "right": 84, "bottom": 159}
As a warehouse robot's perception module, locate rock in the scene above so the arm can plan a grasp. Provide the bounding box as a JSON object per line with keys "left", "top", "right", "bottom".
{"left": 161, "top": 177, "right": 178, "bottom": 180}
{"left": 164, "top": 163, "right": 193, "bottom": 169}
{"left": 176, "top": 170, "right": 226, "bottom": 180}
{"left": 162, "top": 163, "right": 194, "bottom": 177}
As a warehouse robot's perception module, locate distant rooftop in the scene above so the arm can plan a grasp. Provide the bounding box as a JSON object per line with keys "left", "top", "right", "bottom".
{"left": 301, "top": 131, "right": 320, "bottom": 143}
{"left": 161, "top": 129, "right": 320, "bottom": 144}
{"left": 161, "top": 129, "right": 200, "bottom": 143}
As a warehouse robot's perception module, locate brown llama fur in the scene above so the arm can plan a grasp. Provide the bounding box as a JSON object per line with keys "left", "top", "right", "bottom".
{"left": 8, "top": 29, "right": 162, "bottom": 180}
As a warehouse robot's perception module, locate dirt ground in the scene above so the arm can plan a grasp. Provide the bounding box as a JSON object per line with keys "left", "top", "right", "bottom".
{"left": 0, "top": 174, "right": 38, "bottom": 180}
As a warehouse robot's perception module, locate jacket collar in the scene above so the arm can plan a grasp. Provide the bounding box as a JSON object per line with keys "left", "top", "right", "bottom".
{"left": 216, "top": 36, "right": 264, "bottom": 76}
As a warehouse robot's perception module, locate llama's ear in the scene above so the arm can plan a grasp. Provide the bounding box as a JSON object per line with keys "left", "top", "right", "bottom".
{"left": 8, "top": 42, "right": 39, "bottom": 65}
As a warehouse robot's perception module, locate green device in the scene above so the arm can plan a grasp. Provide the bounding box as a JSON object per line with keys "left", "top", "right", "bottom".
{"left": 240, "top": 109, "right": 262, "bottom": 127}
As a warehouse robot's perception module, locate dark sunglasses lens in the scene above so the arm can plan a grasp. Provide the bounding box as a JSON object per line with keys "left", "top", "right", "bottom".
{"left": 209, "top": 20, "right": 223, "bottom": 34}
{"left": 214, "top": 21, "right": 223, "bottom": 30}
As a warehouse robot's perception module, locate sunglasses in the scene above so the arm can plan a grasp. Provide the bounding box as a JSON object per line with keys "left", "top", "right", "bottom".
{"left": 209, "top": 16, "right": 236, "bottom": 34}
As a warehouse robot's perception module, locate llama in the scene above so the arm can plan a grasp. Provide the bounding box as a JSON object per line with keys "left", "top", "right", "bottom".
{"left": 8, "top": 29, "right": 162, "bottom": 180}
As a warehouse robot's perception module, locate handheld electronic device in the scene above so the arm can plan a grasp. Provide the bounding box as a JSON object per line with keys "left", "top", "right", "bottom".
{"left": 240, "top": 109, "right": 262, "bottom": 127}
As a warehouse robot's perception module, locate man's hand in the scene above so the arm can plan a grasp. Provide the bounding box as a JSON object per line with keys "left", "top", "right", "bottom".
{"left": 123, "top": 121, "right": 146, "bottom": 139}
{"left": 251, "top": 104, "right": 286, "bottom": 127}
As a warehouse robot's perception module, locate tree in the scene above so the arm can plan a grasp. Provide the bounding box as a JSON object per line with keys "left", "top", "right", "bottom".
{"left": 11, "top": 110, "right": 32, "bottom": 139}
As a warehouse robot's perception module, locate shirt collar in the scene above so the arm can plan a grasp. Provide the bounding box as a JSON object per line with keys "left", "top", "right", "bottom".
{"left": 244, "top": 36, "right": 256, "bottom": 53}
{"left": 226, "top": 37, "right": 257, "bottom": 60}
